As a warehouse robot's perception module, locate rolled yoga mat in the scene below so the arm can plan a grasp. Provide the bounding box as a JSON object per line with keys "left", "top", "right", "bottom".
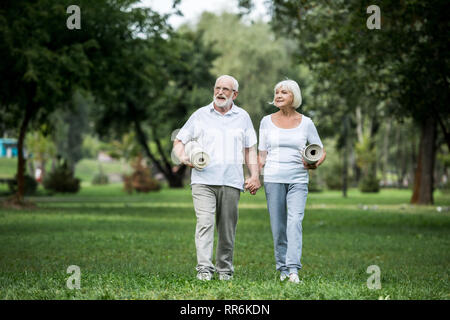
{"left": 302, "top": 143, "right": 323, "bottom": 165}
{"left": 184, "top": 140, "right": 210, "bottom": 171}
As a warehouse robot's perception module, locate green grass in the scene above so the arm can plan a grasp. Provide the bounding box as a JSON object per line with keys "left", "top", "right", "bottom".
{"left": 74, "top": 159, "right": 131, "bottom": 184}
{"left": 0, "top": 158, "right": 17, "bottom": 179}
{"left": 0, "top": 158, "right": 131, "bottom": 182}
{"left": 0, "top": 186, "right": 449, "bottom": 300}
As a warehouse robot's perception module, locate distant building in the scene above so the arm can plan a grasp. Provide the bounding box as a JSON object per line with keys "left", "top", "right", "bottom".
{"left": 0, "top": 138, "right": 18, "bottom": 158}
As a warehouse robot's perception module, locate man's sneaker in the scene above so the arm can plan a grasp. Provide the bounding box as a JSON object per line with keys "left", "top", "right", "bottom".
{"left": 219, "top": 273, "right": 233, "bottom": 281}
{"left": 197, "top": 272, "right": 212, "bottom": 281}
{"left": 280, "top": 272, "right": 289, "bottom": 281}
{"left": 288, "top": 273, "right": 300, "bottom": 283}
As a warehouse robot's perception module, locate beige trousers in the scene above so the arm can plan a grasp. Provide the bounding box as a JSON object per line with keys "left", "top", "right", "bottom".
{"left": 191, "top": 184, "right": 240, "bottom": 275}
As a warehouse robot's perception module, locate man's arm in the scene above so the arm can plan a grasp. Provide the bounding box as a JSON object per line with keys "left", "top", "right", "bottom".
{"left": 244, "top": 145, "right": 260, "bottom": 195}
{"left": 173, "top": 139, "right": 194, "bottom": 168}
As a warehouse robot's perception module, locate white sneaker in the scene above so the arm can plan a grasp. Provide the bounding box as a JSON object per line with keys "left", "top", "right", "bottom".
{"left": 288, "top": 273, "right": 300, "bottom": 283}
{"left": 219, "top": 273, "right": 233, "bottom": 281}
{"left": 280, "top": 273, "right": 289, "bottom": 281}
{"left": 197, "top": 272, "right": 212, "bottom": 281}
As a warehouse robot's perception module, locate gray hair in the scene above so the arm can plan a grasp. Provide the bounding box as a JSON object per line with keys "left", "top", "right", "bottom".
{"left": 271, "top": 79, "right": 302, "bottom": 109}
{"left": 216, "top": 75, "right": 239, "bottom": 92}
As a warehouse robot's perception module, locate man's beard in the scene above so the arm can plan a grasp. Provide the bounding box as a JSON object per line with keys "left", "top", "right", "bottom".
{"left": 213, "top": 94, "right": 233, "bottom": 108}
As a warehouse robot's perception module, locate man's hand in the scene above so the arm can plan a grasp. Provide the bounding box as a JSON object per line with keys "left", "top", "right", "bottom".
{"left": 173, "top": 139, "right": 194, "bottom": 168}
{"left": 181, "top": 155, "right": 194, "bottom": 168}
{"left": 244, "top": 176, "right": 261, "bottom": 195}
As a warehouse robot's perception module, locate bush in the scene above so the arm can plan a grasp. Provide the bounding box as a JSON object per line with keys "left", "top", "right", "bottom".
{"left": 43, "top": 163, "right": 80, "bottom": 193}
{"left": 308, "top": 172, "right": 323, "bottom": 192}
{"left": 359, "top": 174, "right": 380, "bottom": 193}
{"left": 91, "top": 172, "right": 109, "bottom": 185}
{"left": 325, "top": 171, "right": 342, "bottom": 190}
{"left": 123, "top": 156, "right": 160, "bottom": 193}
{"left": 439, "top": 182, "right": 450, "bottom": 195}
{"left": 7, "top": 174, "right": 38, "bottom": 195}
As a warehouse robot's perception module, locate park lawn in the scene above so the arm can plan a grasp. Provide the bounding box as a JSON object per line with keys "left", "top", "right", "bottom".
{"left": 0, "top": 185, "right": 449, "bottom": 300}
{"left": 0, "top": 158, "right": 131, "bottom": 180}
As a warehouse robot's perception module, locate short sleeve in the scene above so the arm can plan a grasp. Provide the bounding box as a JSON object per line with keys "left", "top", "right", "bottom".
{"left": 258, "top": 116, "right": 268, "bottom": 151}
{"left": 244, "top": 115, "right": 257, "bottom": 148}
{"left": 176, "top": 111, "right": 197, "bottom": 144}
{"left": 307, "top": 118, "right": 323, "bottom": 147}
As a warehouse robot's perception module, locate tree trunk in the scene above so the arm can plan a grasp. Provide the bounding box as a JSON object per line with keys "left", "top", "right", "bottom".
{"left": 341, "top": 116, "right": 349, "bottom": 197}
{"left": 411, "top": 116, "right": 436, "bottom": 204}
{"left": 167, "top": 166, "right": 187, "bottom": 188}
{"left": 15, "top": 106, "right": 33, "bottom": 203}
{"left": 382, "top": 119, "right": 391, "bottom": 185}
{"left": 131, "top": 110, "right": 186, "bottom": 188}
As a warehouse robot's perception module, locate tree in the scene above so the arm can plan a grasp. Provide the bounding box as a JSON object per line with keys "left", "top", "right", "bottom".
{"left": 0, "top": 0, "right": 168, "bottom": 202}
{"left": 192, "top": 12, "right": 294, "bottom": 124}
{"left": 25, "top": 127, "right": 56, "bottom": 181}
{"left": 92, "top": 25, "right": 217, "bottom": 188}
{"left": 52, "top": 91, "right": 91, "bottom": 173}
{"left": 252, "top": 0, "right": 450, "bottom": 204}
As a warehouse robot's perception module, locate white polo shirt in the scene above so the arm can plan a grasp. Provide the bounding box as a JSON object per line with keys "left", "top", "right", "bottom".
{"left": 176, "top": 102, "right": 257, "bottom": 190}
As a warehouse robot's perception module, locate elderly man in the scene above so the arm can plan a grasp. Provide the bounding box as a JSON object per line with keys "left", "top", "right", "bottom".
{"left": 173, "top": 75, "right": 260, "bottom": 281}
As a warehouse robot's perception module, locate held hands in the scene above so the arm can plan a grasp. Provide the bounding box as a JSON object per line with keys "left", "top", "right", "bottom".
{"left": 244, "top": 176, "right": 261, "bottom": 195}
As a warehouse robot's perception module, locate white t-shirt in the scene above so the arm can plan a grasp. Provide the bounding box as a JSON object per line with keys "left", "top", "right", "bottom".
{"left": 258, "top": 114, "right": 323, "bottom": 184}
{"left": 176, "top": 102, "right": 257, "bottom": 190}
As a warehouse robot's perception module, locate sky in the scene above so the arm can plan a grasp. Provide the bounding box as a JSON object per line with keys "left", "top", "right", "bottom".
{"left": 138, "top": 0, "right": 271, "bottom": 29}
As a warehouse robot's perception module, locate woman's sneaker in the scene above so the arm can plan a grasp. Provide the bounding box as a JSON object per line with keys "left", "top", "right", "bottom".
{"left": 219, "top": 273, "right": 233, "bottom": 281}
{"left": 280, "top": 272, "right": 289, "bottom": 281}
{"left": 288, "top": 273, "right": 300, "bottom": 283}
{"left": 197, "top": 272, "right": 212, "bottom": 281}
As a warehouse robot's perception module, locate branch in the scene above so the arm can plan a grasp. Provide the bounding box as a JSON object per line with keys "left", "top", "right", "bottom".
{"left": 151, "top": 127, "right": 175, "bottom": 176}
{"left": 131, "top": 110, "right": 168, "bottom": 177}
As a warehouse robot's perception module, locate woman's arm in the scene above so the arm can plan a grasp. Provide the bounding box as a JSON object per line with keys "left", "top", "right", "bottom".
{"left": 258, "top": 150, "right": 267, "bottom": 172}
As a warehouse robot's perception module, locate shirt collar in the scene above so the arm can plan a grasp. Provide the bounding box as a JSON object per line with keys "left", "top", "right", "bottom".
{"left": 209, "top": 102, "right": 240, "bottom": 115}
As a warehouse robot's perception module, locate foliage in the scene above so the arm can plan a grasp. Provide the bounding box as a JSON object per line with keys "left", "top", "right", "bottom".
{"left": 308, "top": 171, "right": 323, "bottom": 193}
{"left": 106, "top": 132, "right": 142, "bottom": 162}
{"left": 43, "top": 161, "right": 80, "bottom": 193}
{"left": 123, "top": 155, "right": 161, "bottom": 193}
{"left": 255, "top": 0, "right": 450, "bottom": 203}
{"left": 51, "top": 91, "right": 91, "bottom": 170}
{"left": 0, "top": 0, "right": 162, "bottom": 200}
{"left": 91, "top": 167, "right": 109, "bottom": 186}
{"left": 439, "top": 182, "right": 450, "bottom": 195}
{"left": 191, "top": 12, "right": 294, "bottom": 124}
{"left": 25, "top": 128, "right": 56, "bottom": 165}
{"left": 81, "top": 135, "right": 104, "bottom": 159}
{"left": 7, "top": 174, "right": 37, "bottom": 196}
{"left": 91, "top": 19, "right": 217, "bottom": 187}
{"left": 359, "top": 174, "right": 381, "bottom": 193}
{"left": 355, "top": 134, "right": 377, "bottom": 176}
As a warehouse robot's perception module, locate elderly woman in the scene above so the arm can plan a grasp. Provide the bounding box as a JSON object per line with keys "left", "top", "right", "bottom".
{"left": 258, "top": 79, "right": 326, "bottom": 283}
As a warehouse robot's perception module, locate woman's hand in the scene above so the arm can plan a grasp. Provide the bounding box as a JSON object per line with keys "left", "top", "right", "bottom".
{"left": 244, "top": 176, "right": 261, "bottom": 195}
{"left": 303, "top": 148, "right": 326, "bottom": 170}
{"left": 302, "top": 159, "right": 318, "bottom": 170}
